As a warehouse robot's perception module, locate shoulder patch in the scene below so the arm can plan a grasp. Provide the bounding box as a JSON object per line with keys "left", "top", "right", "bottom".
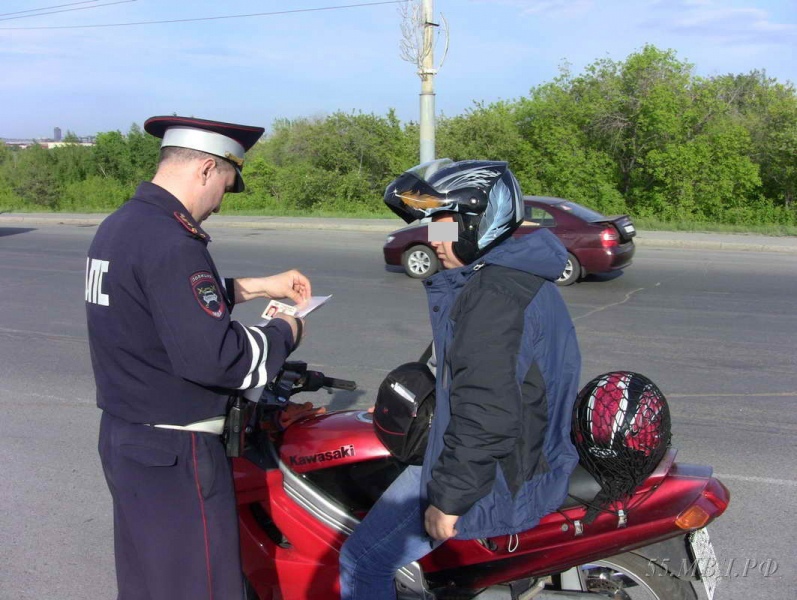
{"left": 190, "top": 271, "right": 226, "bottom": 319}
{"left": 174, "top": 211, "right": 207, "bottom": 240}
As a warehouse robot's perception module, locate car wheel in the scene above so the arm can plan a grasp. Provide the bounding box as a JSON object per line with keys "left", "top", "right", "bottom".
{"left": 402, "top": 245, "right": 438, "bottom": 279}
{"left": 556, "top": 252, "right": 581, "bottom": 286}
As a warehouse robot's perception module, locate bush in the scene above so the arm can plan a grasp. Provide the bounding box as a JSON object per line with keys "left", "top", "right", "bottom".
{"left": 60, "top": 176, "right": 134, "bottom": 211}
{"left": 0, "top": 186, "right": 24, "bottom": 211}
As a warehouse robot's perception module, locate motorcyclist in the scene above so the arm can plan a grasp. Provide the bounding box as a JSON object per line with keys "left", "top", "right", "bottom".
{"left": 339, "top": 159, "right": 582, "bottom": 599}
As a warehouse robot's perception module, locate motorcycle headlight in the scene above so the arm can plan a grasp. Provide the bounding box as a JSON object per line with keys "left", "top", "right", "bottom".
{"left": 386, "top": 235, "right": 395, "bottom": 244}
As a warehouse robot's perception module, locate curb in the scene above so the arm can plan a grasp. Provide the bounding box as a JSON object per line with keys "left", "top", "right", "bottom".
{"left": 0, "top": 214, "right": 396, "bottom": 232}
{"left": 0, "top": 215, "right": 106, "bottom": 227}
{"left": 217, "top": 220, "right": 397, "bottom": 233}
{"left": 1, "top": 214, "right": 795, "bottom": 254}
{"left": 632, "top": 238, "right": 797, "bottom": 254}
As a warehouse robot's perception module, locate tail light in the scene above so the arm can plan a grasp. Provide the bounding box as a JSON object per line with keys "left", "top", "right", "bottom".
{"left": 675, "top": 505, "right": 711, "bottom": 530}
{"left": 675, "top": 478, "right": 731, "bottom": 530}
{"left": 600, "top": 227, "right": 619, "bottom": 248}
{"left": 703, "top": 478, "right": 731, "bottom": 512}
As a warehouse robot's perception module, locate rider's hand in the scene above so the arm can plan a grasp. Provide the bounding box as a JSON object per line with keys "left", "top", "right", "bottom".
{"left": 424, "top": 505, "right": 459, "bottom": 541}
{"left": 276, "top": 401, "right": 326, "bottom": 430}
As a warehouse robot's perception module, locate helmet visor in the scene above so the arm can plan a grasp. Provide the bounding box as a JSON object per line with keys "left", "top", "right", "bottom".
{"left": 405, "top": 158, "right": 454, "bottom": 183}
{"left": 384, "top": 159, "right": 458, "bottom": 223}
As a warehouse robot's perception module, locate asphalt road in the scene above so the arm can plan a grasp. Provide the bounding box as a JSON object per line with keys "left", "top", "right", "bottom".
{"left": 0, "top": 223, "right": 795, "bottom": 599}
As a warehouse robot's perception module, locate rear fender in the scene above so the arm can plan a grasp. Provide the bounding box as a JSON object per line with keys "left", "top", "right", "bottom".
{"left": 629, "top": 535, "right": 697, "bottom": 581}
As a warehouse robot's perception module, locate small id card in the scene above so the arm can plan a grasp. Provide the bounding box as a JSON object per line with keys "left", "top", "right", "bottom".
{"left": 261, "top": 300, "right": 297, "bottom": 321}
{"left": 261, "top": 295, "right": 332, "bottom": 321}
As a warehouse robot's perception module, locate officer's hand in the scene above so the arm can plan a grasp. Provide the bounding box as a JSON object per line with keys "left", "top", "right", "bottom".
{"left": 274, "top": 313, "right": 305, "bottom": 347}
{"left": 277, "top": 401, "right": 326, "bottom": 429}
{"left": 424, "top": 505, "right": 459, "bottom": 541}
{"left": 259, "top": 401, "right": 326, "bottom": 439}
{"left": 262, "top": 270, "right": 312, "bottom": 305}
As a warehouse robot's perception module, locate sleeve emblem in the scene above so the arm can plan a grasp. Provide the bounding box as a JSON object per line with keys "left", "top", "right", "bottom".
{"left": 190, "top": 271, "right": 226, "bottom": 319}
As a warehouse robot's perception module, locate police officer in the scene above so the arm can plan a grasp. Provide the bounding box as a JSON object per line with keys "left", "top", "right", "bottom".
{"left": 86, "top": 116, "right": 309, "bottom": 599}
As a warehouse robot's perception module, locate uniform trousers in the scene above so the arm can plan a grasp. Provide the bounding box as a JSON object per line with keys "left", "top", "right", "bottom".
{"left": 99, "top": 411, "right": 243, "bottom": 600}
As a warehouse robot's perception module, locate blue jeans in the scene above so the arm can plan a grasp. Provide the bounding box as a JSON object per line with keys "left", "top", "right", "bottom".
{"left": 339, "top": 465, "right": 436, "bottom": 599}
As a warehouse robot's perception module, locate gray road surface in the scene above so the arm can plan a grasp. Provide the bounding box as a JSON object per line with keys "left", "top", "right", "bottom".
{"left": 0, "top": 223, "right": 795, "bottom": 599}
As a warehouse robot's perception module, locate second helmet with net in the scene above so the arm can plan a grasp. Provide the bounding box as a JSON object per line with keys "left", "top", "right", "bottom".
{"left": 384, "top": 159, "right": 524, "bottom": 265}
{"left": 572, "top": 371, "right": 672, "bottom": 517}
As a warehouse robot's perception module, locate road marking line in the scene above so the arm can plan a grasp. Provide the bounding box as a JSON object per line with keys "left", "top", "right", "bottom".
{"left": 574, "top": 286, "right": 649, "bottom": 321}
{"left": 0, "top": 326, "right": 86, "bottom": 344}
{"left": 669, "top": 392, "right": 797, "bottom": 398}
{"left": 714, "top": 474, "right": 797, "bottom": 487}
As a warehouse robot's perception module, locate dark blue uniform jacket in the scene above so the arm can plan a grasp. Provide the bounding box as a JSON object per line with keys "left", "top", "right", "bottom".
{"left": 421, "top": 229, "right": 582, "bottom": 539}
{"left": 85, "top": 182, "right": 294, "bottom": 425}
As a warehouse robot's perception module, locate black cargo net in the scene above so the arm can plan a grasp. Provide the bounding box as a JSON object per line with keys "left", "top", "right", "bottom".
{"left": 572, "top": 372, "right": 672, "bottom": 523}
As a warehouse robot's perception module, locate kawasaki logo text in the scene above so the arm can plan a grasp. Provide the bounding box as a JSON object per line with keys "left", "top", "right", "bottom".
{"left": 289, "top": 445, "right": 355, "bottom": 466}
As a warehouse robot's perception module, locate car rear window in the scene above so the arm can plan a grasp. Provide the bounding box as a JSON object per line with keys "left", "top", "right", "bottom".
{"left": 557, "top": 201, "right": 607, "bottom": 222}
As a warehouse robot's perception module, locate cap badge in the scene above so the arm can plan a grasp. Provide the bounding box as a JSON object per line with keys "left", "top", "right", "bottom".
{"left": 224, "top": 152, "right": 244, "bottom": 167}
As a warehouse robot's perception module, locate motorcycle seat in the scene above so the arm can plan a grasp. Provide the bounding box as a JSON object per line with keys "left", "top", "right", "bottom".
{"left": 559, "top": 464, "right": 601, "bottom": 509}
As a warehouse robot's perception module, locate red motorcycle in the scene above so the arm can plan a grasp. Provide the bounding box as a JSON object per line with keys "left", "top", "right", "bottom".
{"left": 233, "top": 362, "right": 729, "bottom": 600}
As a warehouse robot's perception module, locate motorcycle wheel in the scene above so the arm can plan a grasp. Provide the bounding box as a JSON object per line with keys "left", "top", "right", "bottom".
{"left": 574, "top": 552, "right": 697, "bottom": 600}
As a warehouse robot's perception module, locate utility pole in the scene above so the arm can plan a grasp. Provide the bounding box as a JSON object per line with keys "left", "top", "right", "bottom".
{"left": 399, "top": 0, "right": 448, "bottom": 164}
{"left": 419, "top": 0, "right": 436, "bottom": 164}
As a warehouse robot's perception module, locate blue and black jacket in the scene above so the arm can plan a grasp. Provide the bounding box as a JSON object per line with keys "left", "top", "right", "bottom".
{"left": 421, "top": 229, "right": 582, "bottom": 539}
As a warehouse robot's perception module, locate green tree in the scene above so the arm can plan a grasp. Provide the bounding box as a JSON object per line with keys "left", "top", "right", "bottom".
{"left": 51, "top": 143, "right": 92, "bottom": 184}
{"left": 127, "top": 123, "right": 161, "bottom": 182}
{"left": 92, "top": 130, "right": 134, "bottom": 182}
{"left": 693, "top": 71, "right": 797, "bottom": 222}
{"left": 437, "top": 101, "right": 529, "bottom": 167}
{"left": 564, "top": 46, "right": 695, "bottom": 212}
{"left": 0, "top": 143, "right": 13, "bottom": 168}
{"left": 251, "top": 110, "right": 413, "bottom": 212}
{"left": 5, "top": 145, "right": 62, "bottom": 208}
{"left": 514, "top": 82, "right": 626, "bottom": 213}
{"left": 641, "top": 123, "right": 761, "bottom": 221}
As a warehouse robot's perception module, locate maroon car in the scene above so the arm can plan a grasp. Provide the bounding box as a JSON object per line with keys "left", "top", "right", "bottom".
{"left": 383, "top": 196, "right": 636, "bottom": 285}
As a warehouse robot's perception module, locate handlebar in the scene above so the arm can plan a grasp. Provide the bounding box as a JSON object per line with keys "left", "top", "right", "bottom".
{"left": 269, "top": 361, "right": 357, "bottom": 400}
{"left": 321, "top": 376, "right": 357, "bottom": 391}
{"left": 295, "top": 369, "right": 357, "bottom": 392}
{"left": 231, "top": 362, "right": 356, "bottom": 453}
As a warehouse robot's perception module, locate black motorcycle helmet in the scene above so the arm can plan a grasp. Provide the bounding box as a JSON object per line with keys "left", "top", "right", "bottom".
{"left": 384, "top": 159, "right": 525, "bottom": 265}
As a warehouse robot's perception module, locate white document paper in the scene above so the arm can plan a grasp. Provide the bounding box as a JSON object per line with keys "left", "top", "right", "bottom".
{"left": 295, "top": 295, "right": 332, "bottom": 318}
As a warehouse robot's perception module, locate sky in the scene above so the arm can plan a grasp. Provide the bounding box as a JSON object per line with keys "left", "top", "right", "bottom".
{"left": 1, "top": 0, "right": 795, "bottom": 139}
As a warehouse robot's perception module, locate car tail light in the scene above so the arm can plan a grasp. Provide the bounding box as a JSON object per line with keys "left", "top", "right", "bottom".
{"left": 600, "top": 227, "right": 619, "bottom": 248}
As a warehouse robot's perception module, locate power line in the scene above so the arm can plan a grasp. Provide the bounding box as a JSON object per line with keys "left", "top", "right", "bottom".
{"left": 0, "top": 0, "right": 407, "bottom": 30}
{"left": 0, "top": 1, "right": 100, "bottom": 18}
{"left": 0, "top": 1, "right": 136, "bottom": 23}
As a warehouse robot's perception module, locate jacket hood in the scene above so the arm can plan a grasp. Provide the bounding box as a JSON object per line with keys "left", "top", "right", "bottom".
{"left": 479, "top": 229, "right": 567, "bottom": 281}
